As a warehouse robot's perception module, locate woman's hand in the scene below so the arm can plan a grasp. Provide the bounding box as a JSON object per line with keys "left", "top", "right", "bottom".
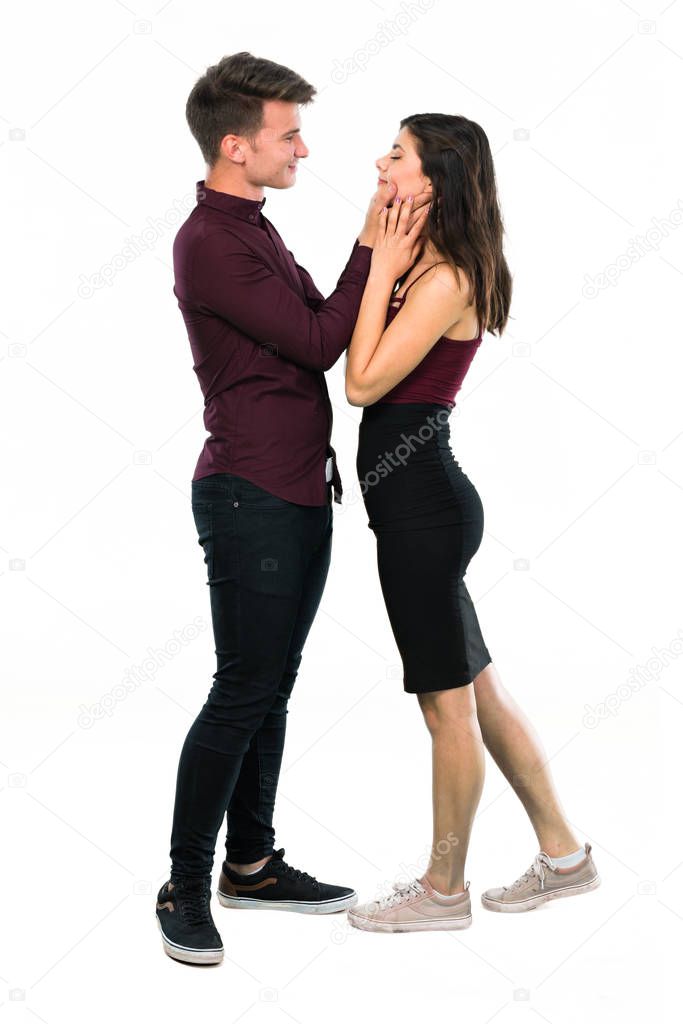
{"left": 370, "top": 194, "right": 431, "bottom": 282}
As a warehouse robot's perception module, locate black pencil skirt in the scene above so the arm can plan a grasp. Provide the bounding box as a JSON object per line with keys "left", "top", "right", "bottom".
{"left": 356, "top": 402, "right": 492, "bottom": 694}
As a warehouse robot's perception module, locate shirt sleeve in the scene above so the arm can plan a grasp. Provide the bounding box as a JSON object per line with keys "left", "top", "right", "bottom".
{"left": 187, "top": 231, "right": 372, "bottom": 372}
{"left": 289, "top": 251, "right": 325, "bottom": 312}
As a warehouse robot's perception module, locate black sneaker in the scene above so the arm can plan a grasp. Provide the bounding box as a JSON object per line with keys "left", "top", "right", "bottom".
{"left": 155, "top": 875, "right": 224, "bottom": 964}
{"left": 217, "top": 848, "right": 357, "bottom": 914}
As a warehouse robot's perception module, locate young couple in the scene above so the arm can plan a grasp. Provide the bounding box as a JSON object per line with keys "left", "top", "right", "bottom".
{"left": 156, "top": 51, "right": 600, "bottom": 965}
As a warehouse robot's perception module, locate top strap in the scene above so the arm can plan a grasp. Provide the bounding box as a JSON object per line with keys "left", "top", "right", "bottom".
{"left": 400, "top": 261, "right": 447, "bottom": 299}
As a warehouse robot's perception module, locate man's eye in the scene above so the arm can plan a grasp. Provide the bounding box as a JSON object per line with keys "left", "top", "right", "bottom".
{"left": 390, "top": 156, "right": 400, "bottom": 160}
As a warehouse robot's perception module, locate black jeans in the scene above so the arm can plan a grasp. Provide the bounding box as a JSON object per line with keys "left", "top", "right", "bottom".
{"left": 169, "top": 472, "right": 332, "bottom": 878}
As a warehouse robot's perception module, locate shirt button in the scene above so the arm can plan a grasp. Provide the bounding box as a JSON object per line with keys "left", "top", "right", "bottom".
{"left": 248, "top": 214, "right": 255, "bottom": 221}
{"left": 233, "top": 500, "right": 239, "bottom": 507}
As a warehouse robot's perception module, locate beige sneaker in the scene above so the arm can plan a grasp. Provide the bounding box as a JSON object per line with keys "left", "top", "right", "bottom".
{"left": 481, "top": 842, "right": 600, "bottom": 913}
{"left": 348, "top": 875, "right": 472, "bottom": 933}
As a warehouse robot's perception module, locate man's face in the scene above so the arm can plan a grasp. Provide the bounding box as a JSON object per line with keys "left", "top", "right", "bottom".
{"left": 375, "top": 126, "right": 431, "bottom": 202}
{"left": 241, "top": 99, "right": 309, "bottom": 189}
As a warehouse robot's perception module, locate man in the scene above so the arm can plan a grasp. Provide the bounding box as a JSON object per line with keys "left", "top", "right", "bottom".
{"left": 155, "top": 51, "right": 398, "bottom": 966}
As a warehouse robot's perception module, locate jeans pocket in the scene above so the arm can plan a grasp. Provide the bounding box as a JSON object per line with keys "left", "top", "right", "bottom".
{"left": 191, "top": 501, "right": 214, "bottom": 580}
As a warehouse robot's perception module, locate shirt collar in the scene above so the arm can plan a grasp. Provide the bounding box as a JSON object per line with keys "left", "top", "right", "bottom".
{"left": 195, "top": 180, "right": 267, "bottom": 223}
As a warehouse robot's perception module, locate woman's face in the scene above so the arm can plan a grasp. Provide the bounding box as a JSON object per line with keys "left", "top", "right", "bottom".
{"left": 375, "top": 126, "right": 431, "bottom": 201}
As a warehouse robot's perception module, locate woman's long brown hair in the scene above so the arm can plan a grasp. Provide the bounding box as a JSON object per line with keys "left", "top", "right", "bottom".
{"left": 398, "top": 113, "right": 512, "bottom": 337}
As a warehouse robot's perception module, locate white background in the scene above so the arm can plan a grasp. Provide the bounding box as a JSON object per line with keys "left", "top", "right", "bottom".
{"left": 1, "top": 0, "right": 678, "bottom": 1019}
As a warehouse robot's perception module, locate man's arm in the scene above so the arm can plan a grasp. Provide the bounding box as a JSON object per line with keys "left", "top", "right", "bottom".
{"left": 289, "top": 251, "right": 324, "bottom": 312}
{"left": 186, "top": 231, "right": 372, "bottom": 372}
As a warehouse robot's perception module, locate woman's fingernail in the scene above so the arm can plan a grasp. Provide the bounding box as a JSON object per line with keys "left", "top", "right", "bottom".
{"left": 407, "top": 195, "right": 413, "bottom": 202}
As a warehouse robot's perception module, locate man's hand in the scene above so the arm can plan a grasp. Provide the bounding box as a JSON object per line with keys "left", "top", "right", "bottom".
{"left": 358, "top": 180, "right": 397, "bottom": 248}
{"left": 358, "top": 183, "right": 431, "bottom": 248}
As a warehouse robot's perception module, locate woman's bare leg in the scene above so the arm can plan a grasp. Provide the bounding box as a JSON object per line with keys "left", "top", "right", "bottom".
{"left": 417, "top": 682, "right": 485, "bottom": 894}
{"left": 472, "top": 661, "right": 581, "bottom": 858}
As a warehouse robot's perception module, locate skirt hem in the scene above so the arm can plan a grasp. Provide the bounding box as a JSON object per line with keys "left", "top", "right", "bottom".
{"left": 403, "top": 657, "right": 493, "bottom": 694}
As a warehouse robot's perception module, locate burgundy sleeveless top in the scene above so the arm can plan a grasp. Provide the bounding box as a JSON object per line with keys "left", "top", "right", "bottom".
{"left": 377, "top": 264, "right": 483, "bottom": 408}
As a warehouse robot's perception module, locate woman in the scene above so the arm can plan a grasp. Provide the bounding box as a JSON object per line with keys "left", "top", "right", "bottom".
{"left": 345, "top": 114, "right": 600, "bottom": 932}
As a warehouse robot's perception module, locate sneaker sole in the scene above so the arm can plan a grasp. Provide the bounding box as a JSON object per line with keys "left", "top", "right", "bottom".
{"left": 156, "top": 916, "right": 224, "bottom": 964}
{"left": 216, "top": 889, "right": 358, "bottom": 914}
{"left": 347, "top": 911, "right": 472, "bottom": 933}
{"left": 480, "top": 874, "right": 601, "bottom": 913}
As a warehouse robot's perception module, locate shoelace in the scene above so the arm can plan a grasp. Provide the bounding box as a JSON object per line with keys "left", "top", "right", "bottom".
{"left": 375, "top": 878, "right": 426, "bottom": 910}
{"left": 506, "top": 852, "right": 555, "bottom": 893}
{"left": 174, "top": 879, "right": 213, "bottom": 927}
{"left": 271, "top": 849, "right": 319, "bottom": 888}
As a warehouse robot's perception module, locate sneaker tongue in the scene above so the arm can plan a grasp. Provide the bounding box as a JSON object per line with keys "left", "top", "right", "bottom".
{"left": 175, "top": 875, "right": 210, "bottom": 892}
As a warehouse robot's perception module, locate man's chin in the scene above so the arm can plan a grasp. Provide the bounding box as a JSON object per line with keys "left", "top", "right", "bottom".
{"left": 265, "top": 175, "right": 297, "bottom": 190}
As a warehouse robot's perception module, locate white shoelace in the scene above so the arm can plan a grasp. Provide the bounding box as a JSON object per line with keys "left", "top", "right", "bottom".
{"left": 507, "top": 852, "right": 555, "bottom": 892}
{"left": 375, "top": 878, "right": 426, "bottom": 910}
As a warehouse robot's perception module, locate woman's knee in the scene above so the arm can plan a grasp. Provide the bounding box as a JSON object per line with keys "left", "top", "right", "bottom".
{"left": 418, "top": 683, "right": 478, "bottom": 734}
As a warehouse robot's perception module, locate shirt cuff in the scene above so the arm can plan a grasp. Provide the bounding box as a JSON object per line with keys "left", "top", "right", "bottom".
{"left": 340, "top": 238, "right": 372, "bottom": 285}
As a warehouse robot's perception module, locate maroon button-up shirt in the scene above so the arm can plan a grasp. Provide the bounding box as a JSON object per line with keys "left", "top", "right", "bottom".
{"left": 172, "top": 180, "right": 372, "bottom": 505}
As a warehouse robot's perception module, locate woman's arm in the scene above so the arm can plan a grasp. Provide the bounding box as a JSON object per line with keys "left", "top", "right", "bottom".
{"left": 344, "top": 264, "right": 396, "bottom": 400}
{"left": 345, "top": 199, "right": 465, "bottom": 406}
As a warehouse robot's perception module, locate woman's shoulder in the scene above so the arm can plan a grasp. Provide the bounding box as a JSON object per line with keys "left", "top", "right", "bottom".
{"left": 431, "top": 260, "right": 472, "bottom": 296}
{"left": 402, "top": 259, "right": 471, "bottom": 309}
